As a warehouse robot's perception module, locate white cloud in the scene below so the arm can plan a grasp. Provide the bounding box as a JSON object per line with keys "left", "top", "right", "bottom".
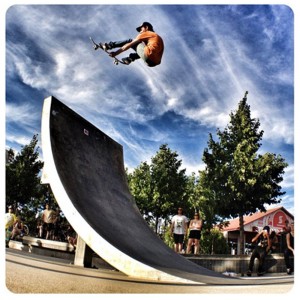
{"left": 282, "top": 164, "right": 294, "bottom": 190}
{"left": 6, "top": 102, "right": 40, "bottom": 130}
{"left": 5, "top": 135, "right": 32, "bottom": 149}
{"left": 5, "top": 5, "right": 294, "bottom": 214}
{"left": 6, "top": 5, "right": 293, "bottom": 148}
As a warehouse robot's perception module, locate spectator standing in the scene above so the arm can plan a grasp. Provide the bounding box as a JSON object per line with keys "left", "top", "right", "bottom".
{"left": 186, "top": 212, "right": 203, "bottom": 255}
{"left": 283, "top": 219, "right": 292, "bottom": 233}
{"left": 170, "top": 207, "right": 188, "bottom": 253}
{"left": 284, "top": 221, "right": 294, "bottom": 275}
{"left": 40, "top": 203, "right": 55, "bottom": 240}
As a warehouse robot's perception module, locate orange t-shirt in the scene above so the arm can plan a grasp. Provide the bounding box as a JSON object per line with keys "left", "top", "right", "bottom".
{"left": 136, "top": 31, "right": 164, "bottom": 65}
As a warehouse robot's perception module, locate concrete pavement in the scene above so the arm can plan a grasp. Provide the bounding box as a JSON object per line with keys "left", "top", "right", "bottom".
{"left": 5, "top": 249, "right": 295, "bottom": 295}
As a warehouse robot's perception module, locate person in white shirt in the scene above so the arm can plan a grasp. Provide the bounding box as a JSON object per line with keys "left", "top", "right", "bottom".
{"left": 5, "top": 205, "right": 17, "bottom": 244}
{"left": 5, "top": 205, "right": 17, "bottom": 231}
{"left": 170, "top": 207, "right": 188, "bottom": 253}
{"left": 40, "top": 203, "right": 55, "bottom": 240}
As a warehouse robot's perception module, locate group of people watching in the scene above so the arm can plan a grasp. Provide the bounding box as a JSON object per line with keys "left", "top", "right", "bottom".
{"left": 36, "top": 203, "right": 77, "bottom": 246}
{"left": 5, "top": 205, "right": 24, "bottom": 242}
{"left": 246, "top": 221, "right": 294, "bottom": 276}
{"left": 170, "top": 207, "right": 294, "bottom": 276}
{"left": 5, "top": 203, "right": 77, "bottom": 248}
{"left": 6, "top": 204, "right": 294, "bottom": 275}
{"left": 170, "top": 207, "right": 203, "bottom": 255}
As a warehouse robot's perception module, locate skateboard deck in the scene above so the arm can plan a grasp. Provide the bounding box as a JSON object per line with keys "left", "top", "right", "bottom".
{"left": 90, "top": 37, "right": 126, "bottom": 65}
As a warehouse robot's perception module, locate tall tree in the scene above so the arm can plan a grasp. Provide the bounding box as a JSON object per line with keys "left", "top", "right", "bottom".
{"left": 150, "top": 144, "right": 188, "bottom": 232}
{"left": 201, "top": 92, "right": 288, "bottom": 254}
{"left": 127, "top": 144, "right": 188, "bottom": 233}
{"left": 6, "top": 134, "right": 44, "bottom": 208}
{"left": 193, "top": 171, "right": 227, "bottom": 231}
{"left": 127, "top": 162, "right": 153, "bottom": 223}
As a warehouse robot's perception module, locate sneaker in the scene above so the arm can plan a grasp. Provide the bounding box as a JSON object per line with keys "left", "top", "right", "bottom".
{"left": 246, "top": 270, "right": 252, "bottom": 277}
{"left": 122, "top": 57, "right": 132, "bottom": 65}
{"left": 287, "top": 268, "right": 293, "bottom": 275}
{"left": 257, "top": 271, "right": 265, "bottom": 276}
{"left": 99, "top": 42, "right": 112, "bottom": 51}
{"left": 93, "top": 42, "right": 110, "bottom": 51}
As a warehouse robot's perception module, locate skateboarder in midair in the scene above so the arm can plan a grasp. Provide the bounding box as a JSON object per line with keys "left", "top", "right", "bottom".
{"left": 98, "top": 22, "right": 164, "bottom": 67}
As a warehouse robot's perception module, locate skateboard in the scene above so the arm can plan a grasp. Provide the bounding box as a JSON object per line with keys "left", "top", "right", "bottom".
{"left": 90, "top": 37, "right": 126, "bottom": 65}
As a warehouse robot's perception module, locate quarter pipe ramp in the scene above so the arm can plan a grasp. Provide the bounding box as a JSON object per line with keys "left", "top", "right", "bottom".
{"left": 41, "top": 96, "right": 292, "bottom": 285}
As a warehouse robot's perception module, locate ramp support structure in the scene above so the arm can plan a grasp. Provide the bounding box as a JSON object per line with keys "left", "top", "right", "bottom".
{"left": 74, "top": 236, "right": 93, "bottom": 268}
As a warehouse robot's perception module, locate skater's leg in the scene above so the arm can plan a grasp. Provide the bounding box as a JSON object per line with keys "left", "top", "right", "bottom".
{"left": 107, "top": 39, "right": 133, "bottom": 49}
{"left": 121, "top": 53, "right": 140, "bottom": 65}
{"left": 136, "top": 42, "right": 155, "bottom": 66}
{"left": 120, "top": 41, "right": 155, "bottom": 66}
{"left": 136, "top": 42, "right": 147, "bottom": 61}
{"left": 121, "top": 42, "right": 146, "bottom": 65}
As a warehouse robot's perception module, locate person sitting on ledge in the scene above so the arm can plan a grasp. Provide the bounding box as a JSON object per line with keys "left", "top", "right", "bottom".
{"left": 247, "top": 226, "right": 271, "bottom": 276}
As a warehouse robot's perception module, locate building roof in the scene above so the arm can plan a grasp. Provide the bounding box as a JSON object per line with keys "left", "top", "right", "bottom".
{"left": 222, "top": 206, "right": 293, "bottom": 232}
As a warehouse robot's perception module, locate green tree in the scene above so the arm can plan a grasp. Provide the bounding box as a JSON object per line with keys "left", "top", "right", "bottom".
{"left": 185, "top": 172, "right": 199, "bottom": 216}
{"left": 6, "top": 134, "right": 44, "bottom": 208}
{"left": 194, "top": 172, "right": 228, "bottom": 231}
{"left": 127, "top": 162, "right": 153, "bottom": 223}
{"left": 151, "top": 144, "right": 188, "bottom": 232}
{"left": 201, "top": 92, "right": 288, "bottom": 254}
{"left": 127, "top": 144, "right": 188, "bottom": 234}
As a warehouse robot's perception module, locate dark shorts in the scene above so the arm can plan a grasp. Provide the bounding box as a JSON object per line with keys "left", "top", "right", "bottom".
{"left": 43, "top": 223, "right": 54, "bottom": 231}
{"left": 173, "top": 233, "right": 184, "bottom": 244}
{"left": 188, "top": 230, "right": 201, "bottom": 240}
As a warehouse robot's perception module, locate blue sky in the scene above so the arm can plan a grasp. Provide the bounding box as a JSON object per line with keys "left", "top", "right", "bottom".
{"left": 4, "top": 4, "right": 295, "bottom": 215}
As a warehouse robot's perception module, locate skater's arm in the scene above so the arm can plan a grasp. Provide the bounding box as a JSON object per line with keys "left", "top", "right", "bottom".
{"left": 109, "top": 39, "right": 140, "bottom": 57}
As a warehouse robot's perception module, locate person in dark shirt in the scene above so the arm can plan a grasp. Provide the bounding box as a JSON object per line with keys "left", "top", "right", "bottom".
{"left": 284, "top": 221, "right": 294, "bottom": 275}
{"left": 247, "top": 226, "right": 271, "bottom": 276}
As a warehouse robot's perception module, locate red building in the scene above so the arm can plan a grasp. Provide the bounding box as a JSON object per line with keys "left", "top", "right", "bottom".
{"left": 221, "top": 206, "right": 294, "bottom": 254}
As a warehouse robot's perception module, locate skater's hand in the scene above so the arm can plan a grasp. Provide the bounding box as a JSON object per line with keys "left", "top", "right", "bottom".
{"left": 109, "top": 51, "right": 117, "bottom": 58}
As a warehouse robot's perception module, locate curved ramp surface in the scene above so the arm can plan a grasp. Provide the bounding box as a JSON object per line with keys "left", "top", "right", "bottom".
{"left": 41, "top": 96, "right": 292, "bottom": 285}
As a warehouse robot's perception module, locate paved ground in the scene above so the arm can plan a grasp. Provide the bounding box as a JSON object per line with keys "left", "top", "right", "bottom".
{"left": 5, "top": 249, "right": 295, "bottom": 296}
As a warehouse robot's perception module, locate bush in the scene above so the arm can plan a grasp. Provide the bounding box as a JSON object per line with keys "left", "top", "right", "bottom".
{"left": 200, "top": 228, "right": 229, "bottom": 254}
